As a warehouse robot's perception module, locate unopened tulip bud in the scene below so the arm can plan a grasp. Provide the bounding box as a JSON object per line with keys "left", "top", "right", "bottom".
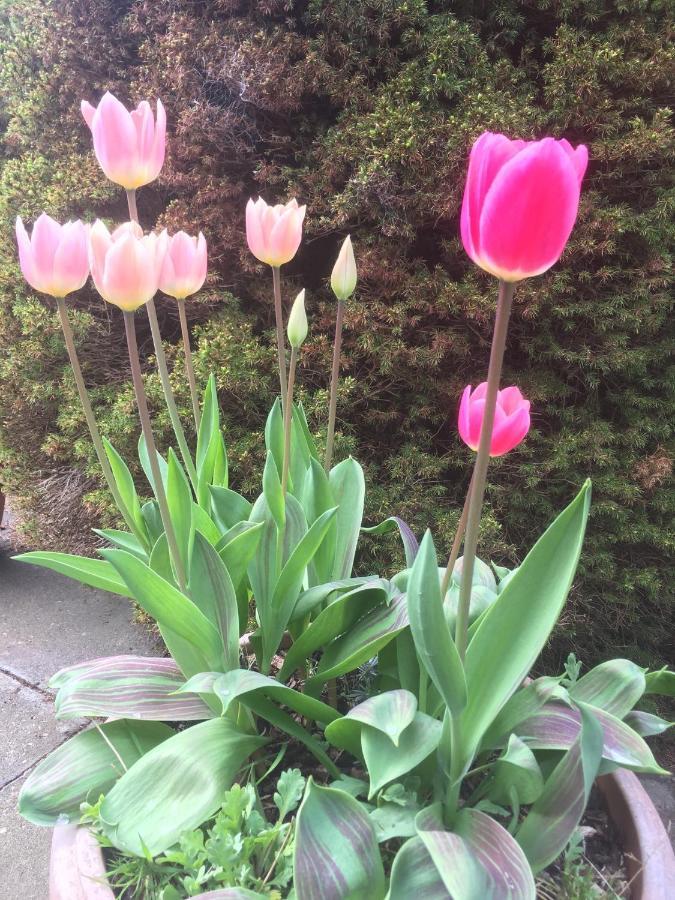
{"left": 458, "top": 383, "right": 530, "bottom": 457}
{"left": 287, "top": 289, "right": 308, "bottom": 349}
{"left": 15, "top": 214, "right": 89, "bottom": 298}
{"left": 331, "top": 235, "right": 357, "bottom": 301}
{"left": 88, "top": 220, "right": 167, "bottom": 311}
{"left": 81, "top": 92, "right": 166, "bottom": 190}
{"left": 246, "top": 197, "right": 305, "bottom": 267}
{"left": 159, "top": 231, "right": 208, "bottom": 299}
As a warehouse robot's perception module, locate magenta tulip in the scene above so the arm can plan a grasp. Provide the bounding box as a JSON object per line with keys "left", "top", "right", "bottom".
{"left": 81, "top": 92, "right": 166, "bottom": 190}
{"left": 89, "top": 220, "right": 167, "bottom": 311}
{"left": 458, "top": 383, "right": 530, "bottom": 457}
{"left": 159, "top": 231, "right": 208, "bottom": 299}
{"left": 460, "top": 132, "right": 588, "bottom": 282}
{"left": 15, "top": 214, "right": 89, "bottom": 298}
{"left": 246, "top": 197, "right": 306, "bottom": 267}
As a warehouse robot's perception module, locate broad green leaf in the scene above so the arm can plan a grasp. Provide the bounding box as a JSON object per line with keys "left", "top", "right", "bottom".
{"left": 289, "top": 406, "right": 313, "bottom": 501}
{"left": 149, "top": 533, "right": 174, "bottom": 583}
{"left": 19, "top": 720, "right": 173, "bottom": 825}
{"left": 138, "top": 433, "right": 168, "bottom": 496}
{"left": 264, "top": 398, "right": 285, "bottom": 476}
{"left": 191, "top": 503, "right": 222, "bottom": 547}
{"left": 166, "top": 448, "right": 193, "bottom": 574}
{"left": 516, "top": 705, "right": 603, "bottom": 872}
{"left": 387, "top": 837, "right": 448, "bottom": 900}
{"left": 362, "top": 517, "right": 419, "bottom": 567}
{"left": 278, "top": 581, "right": 389, "bottom": 682}
{"left": 461, "top": 481, "right": 592, "bottom": 769}
{"left": 306, "top": 593, "right": 409, "bottom": 693}
{"left": 362, "top": 713, "right": 442, "bottom": 798}
{"left": 624, "top": 710, "right": 672, "bottom": 737}
{"left": 217, "top": 521, "right": 264, "bottom": 592}
{"left": 302, "top": 457, "right": 337, "bottom": 585}
{"left": 293, "top": 402, "right": 320, "bottom": 460}
{"left": 262, "top": 450, "right": 285, "bottom": 531}
{"left": 189, "top": 533, "right": 239, "bottom": 670}
{"left": 406, "top": 531, "right": 467, "bottom": 716}
{"left": 290, "top": 577, "right": 371, "bottom": 623}
{"left": 210, "top": 486, "right": 252, "bottom": 531}
{"left": 370, "top": 802, "right": 419, "bottom": 842}
{"left": 94, "top": 528, "right": 148, "bottom": 560}
{"left": 102, "top": 438, "right": 147, "bottom": 542}
{"left": 196, "top": 374, "right": 225, "bottom": 507}
{"left": 102, "top": 549, "right": 224, "bottom": 675}
{"left": 190, "top": 891, "right": 265, "bottom": 899}
{"left": 345, "top": 690, "right": 418, "bottom": 746}
{"left": 51, "top": 655, "right": 213, "bottom": 721}
{"left": 513, "top": 700, "right": 668, "bottom": 773}
{"left": 485, "top": 735, "right": 544, "bottom": 805}
{"left": 480, "top": 677, "right": 567, "bottom": 749}
{"left": 644, "top": 667, "right": 675, "bottom": 697}
{"left": 569, "top": 659, "right": 646, "bottom": 718}
{"left": 294, "top": 779, "right": 385, "bottom": 900}
{"left": 416, "top": 804, "right": 536, "bottom": 899}
{"left": 100, "top": 718, "right": 267, "bottom": 855}
{"left": 141, "top": 500, "right": 163, "bottom": 545}
{"left": 15, "top": 552, "right": 132, "bottom": 598}
{"left": 329, "top": 457, "right": 365, "bottom": 579}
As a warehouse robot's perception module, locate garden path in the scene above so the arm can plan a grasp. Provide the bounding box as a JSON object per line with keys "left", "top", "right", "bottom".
{"left": 0, "top": 502, "right": 160, "bottom": 900}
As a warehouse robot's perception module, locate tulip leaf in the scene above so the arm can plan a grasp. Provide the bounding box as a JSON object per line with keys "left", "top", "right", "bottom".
{"left": 569, "top": 658, "right": 646, "bottom": 718}
{"left": 406, "top": 530, "right": 467, "bottom": 716}
{"left": 329, "top": 457, "right": 365, "bottom": 579}
{"left": 461, "top": 481, "right": 591, "bottom": 770}
{"left": 100, "top": 718, "right": 266, "bottom": 856}
{"left": 516, "top": 704, "right": 604, "bottom": 872}
{"left": 189, "top": 532, "right": 239, "bottom": 670}
{"left": 623, "top": 710, "right": 672, "bottom": 737}
{"left": 102, "top": 437, "right": 148, "bottom": 543}
{"left": 644, "top": 667, "right": 675, "bottom": 697}
{"left": 138, "top": 433, "right": 168, "bottom": 496}
{"left": 94, "top": 528, "right": 148, "bottom": 560}
{"left": 361, "top": 516, "right": 419, "bottom": 567}
{"left": 19, "top": 720, "right": 173, "bottom": 826}
{"left": 294, "top": 779, "right": 385, "bottom": 900}
{"left": 196, "top": 374, "right": 227, "bottom": 506}
{"left": 264, "top": 398, "right": 285, "bottom": 477}
{"left": 14, "top": 551, "right": 133, "bottom": 598}
{"left": 480, "top": 676, "right": 567, "bottom": 749}
{"left": 302, "top": 456, "right": 337, "bottom": 585}
{"left": 362, "top": 713, "right": 442, "bottom": 798}
{"left": 210, "top": 486, "right": 252, "bottom": 531}
{"left": 166, "top": 448, "right": 193, "bottom": 575}
{"left": 484, "top": 734, "right": 544, "bottom": 806}
{"left": 387, "top": 836, "right": 449, "bottom": 900}
{"left": 344, "top": 690, "right": 418, "bottom": 746}
{"left": 191, "top": 503, "right": 222, "bottom": 548}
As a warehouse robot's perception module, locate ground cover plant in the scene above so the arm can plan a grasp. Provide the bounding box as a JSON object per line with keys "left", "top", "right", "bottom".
{"left": 0, "top": 0, "right": 673, "bottom": 670}
{"left": 13, "top": 90, "right": 673, "bottom": 898}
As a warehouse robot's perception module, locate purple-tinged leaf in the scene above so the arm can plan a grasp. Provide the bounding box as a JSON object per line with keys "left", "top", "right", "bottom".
{"left": 415, "top": 803, "right": 536, "bottom": 899}
{"left": 50, "top": 656, "right": 214, "bottom": 721}
{"left": 361, "top": 517, "right": 419, "bottom": 567}
{"left": 387, "top": 836, "right": 449, "bottom": 899}
{"left": 486, "top": 734, "right": 544, "bottom": 805}
{"left": 362, "top": 713, "right": 442, "bottom": 798}
{"left": 191, "top": 891, "right": 266, "bottom": 899}
{"left": 624, "top": 710, "right": 672, "bottom": 737}
{"left": 345, "top": 690, "right": 417, "bottom": 746}
{"left": 294, "top": 778, "right": 385, "bottom": 900}
{"left": 480, "top": 676, "right": 566, "bottom": 749}
{"left": 514, "top": 701, "right": 668, "bottom": 773}
{"left": 516, "top": 704, "right": 603, "bottom": 872}
{"left": 569, "top": 659, "right": 645, "bottom": 718}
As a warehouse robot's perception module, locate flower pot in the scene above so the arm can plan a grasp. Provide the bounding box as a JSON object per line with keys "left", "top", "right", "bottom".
{"left": 48, "top": 770, "right": 675, "bottom": 899}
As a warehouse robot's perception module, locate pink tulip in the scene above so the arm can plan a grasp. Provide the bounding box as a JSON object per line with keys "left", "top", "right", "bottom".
{"left": 81, "top": 92, "right": 166, "bottom": 190}
{"left": 460, "top": 132, "right": 588, "bottom": 282}
{"left": 15, "top": 214, "right": 89, "bottom": 298}
{"left": 159, "top": 231, "right": 208, "bottom": 299}
{"left": 458, "top": 383, "right": 530, "bottom": 457}
{"left": 246, "top": 197, "right": 306, "bottom": 267}
{"left": 88, "top": 220, "right": 168, "bottom": 311}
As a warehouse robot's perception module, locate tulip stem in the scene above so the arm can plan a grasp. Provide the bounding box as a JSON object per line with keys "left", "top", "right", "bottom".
{"left": 125, "top": 189, "right": 139, "bottom": 224}
{"left": 281, "top": 347, "right": 297, "bottom": 497}
{"left": 455, "top": 280, "right": 515, "bottom": 660}
{"left": 439, "top": 473, "right": 474, "bottom": 600}
{"left": 272, "top": 267, "right": 288, "bottom": 413}
{"left": 55, "top": 298, "right": 146, "bottom": 547}
{"left": 324, "top": 298, "right": 345, "bottom": 471}
{"left": 177, "top": 299, "right": 201, "bottom": 432}
{"left": 123, "top": 311, "right": 187, "bottom": 592}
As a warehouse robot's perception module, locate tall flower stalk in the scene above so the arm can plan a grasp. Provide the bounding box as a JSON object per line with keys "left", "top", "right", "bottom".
{"left": 177, "top": 299, "right": 201, "bottom": 431}
{"left": 272, "top": 266, "right": 288, "bottom": 412}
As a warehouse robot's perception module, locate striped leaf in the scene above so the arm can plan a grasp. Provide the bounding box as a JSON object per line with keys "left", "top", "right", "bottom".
{"left": 569, "top": 659, "right": 646, "bottom": 718}
{"left": 302, "top": 457, "right": 337, "bottom": 585}
{"left": 517, "top": 705, "right": 604, "bottom": 872}
{"left": 345, "top": 690, "right": 418, "bottom": 746}
{"left": 50, "top": 655, "right": 213, "bottom": 721}
{"left": 480, "top": 676, "right": 566, "bottom": 750}
{"left": 210, "top": 486, "right": 252, "bottom": 531}
{"left": 14, "top": 552, "right": 132, "bottom": 598}
{"left": 19, "top": 720, "right": 173, "bottom": 825}
{"left": 644, "top": 667, "right": 675, "bottom": 697}
{"left": 624, "top": 709, "right": 672, "bottom": 737}
{"left": 387, "top": 836, "right": 448, "bottom": 900}
{"left": 189, "top": 533, "right": 239, "bottom": 671}
{"left": 361, "top": 713, "right": 442, "bottom": 798}
{"left": 294, "top": 779, "right": 385, "bottom": 900}
{"left": 485, "top": 735, "right": 544, "bottom": 805}
{"left": 100, "top": 718, "right": 267, "bottom": 855}
{"left": 361, "top": 516, "right": 419, "bottom": 567}
{"left": 329, "top": 457, "right": 365, "bottom": 579}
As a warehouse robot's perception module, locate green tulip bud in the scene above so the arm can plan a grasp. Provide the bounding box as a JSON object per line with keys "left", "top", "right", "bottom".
{"left": 287, "top": 288, "right": 308, "bottom": 349}
{"left": 330, "top": 235, "right": 357, "bottom": 301}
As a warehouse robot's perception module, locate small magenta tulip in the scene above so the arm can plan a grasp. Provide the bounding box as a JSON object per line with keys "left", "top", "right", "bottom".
{"left": 461, "top": 132, "right": 588, "bottom": 282}
{"left": 15, "top": 214, "right": 89, "bottom": 298}
{"left": 458, "top": 383, "right": 530, "bottom": 457}
{"left": 246, "top": 197, "right": 306, "bottom": 267}
{"left": 81, "top": 92, "right": 166, "bottom": 190}
{"left": 89, "top": 221, "right": 167, "bottom": 311}
{"left": 159, "top": 231, "right": 208, "bottom": 299}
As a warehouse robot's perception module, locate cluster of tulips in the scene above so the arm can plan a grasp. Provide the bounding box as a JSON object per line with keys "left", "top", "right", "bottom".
{"left": 17, "top": 90, "right": 669, "bottom": 900}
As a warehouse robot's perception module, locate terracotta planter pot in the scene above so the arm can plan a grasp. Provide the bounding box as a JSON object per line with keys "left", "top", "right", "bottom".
{"left": 49, "top": 771, "right": 675, "bottom": 899}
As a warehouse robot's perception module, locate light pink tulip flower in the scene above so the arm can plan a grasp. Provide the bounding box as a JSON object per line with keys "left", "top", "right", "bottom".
{"left": 15, "top": 214, "right": 89, "bottom": 297}
{"left": 461, "top": 132, "right": 588, "bottom": 282}
{"left": 458, "top": 383, "right": 530, "bottom": 457}
{"left": 88, "top": 220, "right": 168, "bottom": 311}
{"left": 246, "top": 197, "right": 306, "bottom": 267}
{"left": 159, "top": 231, "right": 208, "bottom": 299}
{"left": 81, "top": 92, "right": 166, "bottom": 190}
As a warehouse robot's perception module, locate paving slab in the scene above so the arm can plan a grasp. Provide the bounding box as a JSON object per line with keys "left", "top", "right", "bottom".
{"left": 0, "top": 780, "right": 50, "bottom": 900}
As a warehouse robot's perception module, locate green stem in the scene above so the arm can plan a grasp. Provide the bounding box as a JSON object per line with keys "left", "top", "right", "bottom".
{"left": 439, "top": 472, "right": 474, "bottom": 600}
{"left": 177, "top": 298, "right": 201, "bottom": 432}
{"left": 123, "top": 311, "right": 187, "bottom": 591}
{"left": 324, "top": 299, "right": 345, "bottom": 471}
{"left": 455, "top": 280, "right": 515, "bottom": 660}
{"left": 125, "top": 188, "right": 198, "bottom": 491}
{"left": 281, "top": 347, "right": 297, "bottom": 496}
{"left": 56, "top": 298, "right": 145, "bottom": 546}
{"left": 443, "top": 712, "right": 464, "bottom": 825}
{"left": 272, "top": 266, "right": 288, "bottom": 412}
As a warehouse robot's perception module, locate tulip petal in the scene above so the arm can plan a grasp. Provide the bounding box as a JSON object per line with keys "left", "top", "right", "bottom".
{"left": 88, "top": 220, "right": 113, "bottom": 290}
{"left": 52, "top": 221, "right": 89, "bottom": 296}
{"left": 246, "top": 198, "right": 266, "bottom": 263}
{"left": 80, "top": 100, "right": 96, "bottom": 130}
{"left": 490, "top": 407, "right": 531, "bottom": 457}
{"left": 92, "top": 92, "right": 138, "bottom": 187}
{"left": 101, "top": 234, "right": 155, "bottom": 310}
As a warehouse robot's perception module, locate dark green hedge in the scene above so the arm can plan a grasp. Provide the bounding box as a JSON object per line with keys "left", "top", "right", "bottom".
{"left": 0, "top": 0, "right": 672, "bottom": 666}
